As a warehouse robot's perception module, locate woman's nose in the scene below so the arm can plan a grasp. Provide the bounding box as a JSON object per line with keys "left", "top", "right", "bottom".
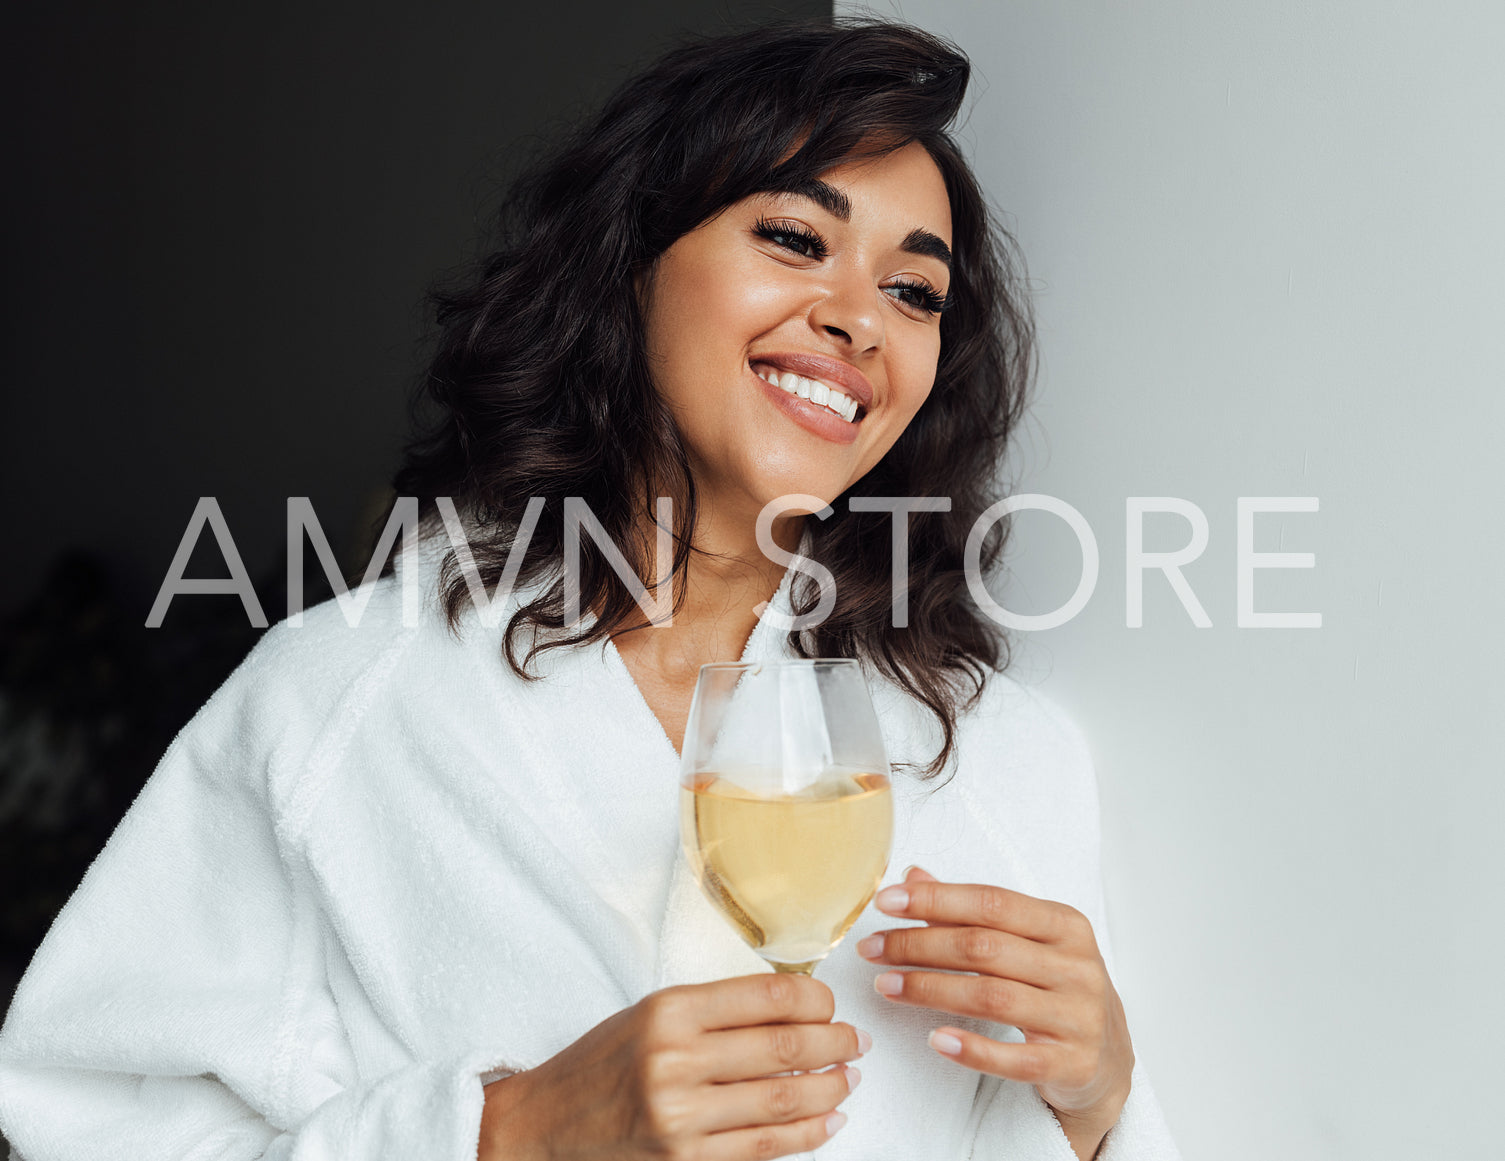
{"left": 807, "top": 273, "right": 884, "bottom": 353}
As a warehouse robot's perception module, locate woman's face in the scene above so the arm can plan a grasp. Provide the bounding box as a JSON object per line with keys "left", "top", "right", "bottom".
{"left": 639, "top": 140, "right": 953, "bottom": 535}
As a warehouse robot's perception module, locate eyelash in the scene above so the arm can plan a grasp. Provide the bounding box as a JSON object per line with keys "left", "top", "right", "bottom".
{"left": 752, "top": 216, "right": 951, "bottom": 316}
{"left": 887, "top": 278, "right": 951, "bottom": 316}
{"left": 753, "top": 216, "right": 828, "bottom": 260}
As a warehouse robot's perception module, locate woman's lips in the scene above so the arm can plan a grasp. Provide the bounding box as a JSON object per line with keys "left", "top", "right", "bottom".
{"left": 750, "top": 352, "right": 874, "bottom": 410}
{"left": 749, "top": 363, "right": 862, "bottom": 445}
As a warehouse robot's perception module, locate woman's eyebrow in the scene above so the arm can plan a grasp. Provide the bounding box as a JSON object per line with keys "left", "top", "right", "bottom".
{"left": 900, "top": 227, "right": 952, "bottom": 271}
{"left": 771, "top": 177, "right": 853, "bottom": 220}
{"left": 766, "top": 178, "right": 953, "bottom": 270}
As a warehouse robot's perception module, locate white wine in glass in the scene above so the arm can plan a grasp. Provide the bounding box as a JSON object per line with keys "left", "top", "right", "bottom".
{"left": 679, "top": 660, "right": 893, "bottom": 976}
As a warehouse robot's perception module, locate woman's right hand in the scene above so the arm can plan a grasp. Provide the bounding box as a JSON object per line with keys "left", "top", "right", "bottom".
{"left": 478, "top": 971, "right": 867, "bottom": 1161}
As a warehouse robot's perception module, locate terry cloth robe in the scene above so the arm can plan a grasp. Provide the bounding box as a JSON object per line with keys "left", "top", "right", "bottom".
{"left": 0, "top": 532, "right": 1182, "bottom": 1161}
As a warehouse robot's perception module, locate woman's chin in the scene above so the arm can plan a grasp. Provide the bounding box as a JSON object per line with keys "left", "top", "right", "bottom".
{"left": 688, "top": 479, "right": 848, "bottom": 543}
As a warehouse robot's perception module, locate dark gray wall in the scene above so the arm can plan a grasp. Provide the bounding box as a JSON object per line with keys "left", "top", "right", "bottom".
{"left": 1, "top": 0, "right": 830, "bottom": 620}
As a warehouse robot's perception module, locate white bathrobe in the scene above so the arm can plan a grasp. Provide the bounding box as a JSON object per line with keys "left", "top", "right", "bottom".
{"left": 0, "top": 534, "right": 1181, "bottom": 1160}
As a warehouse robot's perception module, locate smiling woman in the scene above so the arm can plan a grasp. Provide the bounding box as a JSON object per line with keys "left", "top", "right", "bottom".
{"left": 0, "top": 16, "right": 1180, "bottom": 1161}
{"left": 392, "top": 20, "right": 1035, "bottom": 783}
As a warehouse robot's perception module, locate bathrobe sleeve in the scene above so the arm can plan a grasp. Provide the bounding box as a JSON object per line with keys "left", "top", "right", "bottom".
{"left": 0, "top": 623, "right": 521, "bottom": 1161}
{"left": 961, "top": 686, "right": 1184, "bottom": 1161}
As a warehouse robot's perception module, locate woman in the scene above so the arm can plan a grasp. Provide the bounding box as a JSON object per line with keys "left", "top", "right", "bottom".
{"left": 0, "top": 18, "right": 1180, "bottom": 1161}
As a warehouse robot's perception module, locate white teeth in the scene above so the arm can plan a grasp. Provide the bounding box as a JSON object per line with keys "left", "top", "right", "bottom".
{"left": 755, "top": 365, "right": 863, "bottom": 423}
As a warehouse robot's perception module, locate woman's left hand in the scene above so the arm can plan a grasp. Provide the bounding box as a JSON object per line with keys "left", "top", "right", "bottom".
{"left": 856, "top": 866, "right": 1134, "bottom": 1159}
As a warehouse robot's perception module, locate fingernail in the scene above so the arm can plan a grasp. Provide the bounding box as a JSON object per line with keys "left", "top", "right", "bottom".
{"left": 826, "top": 1111, "right": 848, "bottom": 1137}
{"left": 874, "top": 971, "right": 903, "bottom": 997}
{"left": 929, "top": 1029, "right": 963, "bottom": 1056}
{"left": 875, "top": 886, "right": 909, "bottom": 912}
{"left": 856, "top": 933, "right": 885, "bottom": 959}
{"left": 855, "top": 1028, "right": 872, "bottom": 1054}
{"left": 843, "top": 1065, "right": 863, "bottom": 1092}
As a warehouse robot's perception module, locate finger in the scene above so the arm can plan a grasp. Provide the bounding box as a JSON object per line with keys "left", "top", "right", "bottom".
{"left": 671, "top": 972, "right": 835, "bottom": 1032}
{"left": 897, "top": 865, "right": 959, "bottom": 928}
{"left": 871, "top": 968, "right": 1078, "bottom": 1037}
{"left": 900, "top": 866, "right": 956, "bottom": 929}
{"left": 926, "top": 1024, "right": 1075, "bottom": 1089}
{"left": 699, "top": 1106, "right": 849, "bottom": 1161}
{"left": 698, "top": 1063, "right": 858, "bottom": 1134}
{"left": 700, "top": 1021, "right": 869, "bottom": 1082}
{"left": 857, "top": 924, "right": 1069, "bottom": 989}
{"left": 875, "top": 880, "right": 1094, "bottom": 947}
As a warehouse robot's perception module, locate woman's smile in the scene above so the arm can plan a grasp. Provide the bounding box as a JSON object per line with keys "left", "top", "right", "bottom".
{"left": 748, "top": 352, "right": 875, "bottom": 445}
{"left": 751, "top": 364, "right": 861, "bottom": 446}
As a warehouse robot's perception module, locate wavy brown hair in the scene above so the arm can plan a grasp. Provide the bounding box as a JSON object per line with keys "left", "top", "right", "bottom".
{"left": 383, "top": 16, "right": 1035, "bottom": 780}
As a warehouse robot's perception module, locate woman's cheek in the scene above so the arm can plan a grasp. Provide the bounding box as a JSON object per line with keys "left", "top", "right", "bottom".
{"left": 895, "top": 354, "right": 939, "bottom": 422}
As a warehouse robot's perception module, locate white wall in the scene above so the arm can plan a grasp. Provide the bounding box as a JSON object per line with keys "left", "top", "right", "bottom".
{"left": 843, "top": 3, "right": 1505, "bottom": 1157}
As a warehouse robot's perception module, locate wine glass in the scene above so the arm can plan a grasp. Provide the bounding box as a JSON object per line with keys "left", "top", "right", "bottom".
{"left": 678, "top": 659, "right": 894, "bottom": 976}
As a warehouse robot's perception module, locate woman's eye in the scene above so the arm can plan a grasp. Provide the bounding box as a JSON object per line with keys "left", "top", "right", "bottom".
{"left": 886, "top": 281, "right": 949, "bottom": 316}
{"left": 753, "top": 219, "right": 827, "bottom": 260}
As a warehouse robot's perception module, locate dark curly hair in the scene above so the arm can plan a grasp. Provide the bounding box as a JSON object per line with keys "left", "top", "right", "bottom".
{"left": 383, "top": 15, "right": 1036, "bottom": 780}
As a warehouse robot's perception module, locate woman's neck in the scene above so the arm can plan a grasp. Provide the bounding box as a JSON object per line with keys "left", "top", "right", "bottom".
{"left": 608, "top": 505, "right": 805, "bottom": 681}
